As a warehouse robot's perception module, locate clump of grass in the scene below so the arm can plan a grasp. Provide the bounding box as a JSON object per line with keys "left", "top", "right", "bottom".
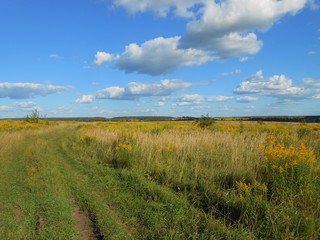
{"left": 112, "top": 141, "right": 134, "bottom": 169}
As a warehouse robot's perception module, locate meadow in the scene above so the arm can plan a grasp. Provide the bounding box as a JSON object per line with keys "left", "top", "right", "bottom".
{"left": 0, "top": 119, "right": 319, "bottom": 239}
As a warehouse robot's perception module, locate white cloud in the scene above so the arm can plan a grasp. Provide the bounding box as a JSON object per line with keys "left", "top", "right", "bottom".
{"left": 110, "top": 0, "right": 307, "bottom": 74}
{"left": 179, "top": 0, "right": 306, "bottom": 56}
{"left": 180, "top": 94, "right": 204, "bottom": 102}
{"left": 94, "top": 51, "right": 114, "bottom": 65}
{"left": 127, "top": 79, "right": 192, "bottom": 96}
{"left": 313, "top": 92, "right": 320, "bottom": 99}
{"left": 96, "top": 86, "right": 126, "bottom": 99}
{"left": 97, "top": 31, "right": 261, "bottom": 76}
{"left": 303, "top": 78, "right": 320, "bottom": 87}
{"left": 236, "top": 96, "right": 258, "bottom": 103}
{"left": 207, "top": 96, "right": 234, "bottom": 102}
{"left": 155, "top": 101, "right": 165, "bottom": 107}
{"left": 173, "top": 94, "right": 234, "bottom": 107}
{"left": 221, "top": 69, "right": 241, "bottom": 77}
{"left": 14, "top": 101, "right": 37, "bottom": 108}
{"left": 75, "top": 95, "right": 95, "bottom": 104}
{"left": 172, "top": 101, "right": 193, "bottom": 106}
{"left": 0, "top": 82, "right": 70, "bottom": 99}
{"left": 103, "top": 37, "right": 215, "bottom": 75}
{"left": 234, "top": 70, "right": 311, "bottom": 100}
{"left": 239, "top": 57, "right": 249, "bottom": 62}
{"left": 0, "top": 105, "right": 10, "bottom": 111}
{"left": 308, "top": 51, "right": 317, "bottom": 55}
{"left": 180, "top": 31, "right": 263, "bottom": 58}
{"left": 96, "top": 79, "right": 192, "bottom": 100}
{"left": 173, "top": 94, "right": 205, "bottom": 106}
{"left": 113, "top": 0, "right": 201, "bottom": 18}
{"left": 49, "top": 54, "right": 59, "bottom": 58}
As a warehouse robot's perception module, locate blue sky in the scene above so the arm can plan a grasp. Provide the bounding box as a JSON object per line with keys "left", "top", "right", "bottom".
{"left": 0, "top": 0, "right": 319, "bottom": 118}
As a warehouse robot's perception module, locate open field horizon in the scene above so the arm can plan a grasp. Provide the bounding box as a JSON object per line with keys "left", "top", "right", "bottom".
{"left": 0, "top": 0, "right": 319, "bottom": 119}
{"left": 1, "top": 114, "right": 320, "bottom": 123}
{"left": 1, "top": 1, "right": 319, "bottom": 238}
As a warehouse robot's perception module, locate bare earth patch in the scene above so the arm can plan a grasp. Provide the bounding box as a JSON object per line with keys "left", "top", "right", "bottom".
{"left": 72, "top": 205, "right": 96, "bottom": 240}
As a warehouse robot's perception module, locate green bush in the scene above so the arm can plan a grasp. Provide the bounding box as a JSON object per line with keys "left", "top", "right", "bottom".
{"left": 195, "top": 114, "right": 216, "bottom": 129}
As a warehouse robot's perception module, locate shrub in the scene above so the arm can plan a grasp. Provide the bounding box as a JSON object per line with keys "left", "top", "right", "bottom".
{"left": 195, "top": 114, "right": 216, "bottom": 129}
{"left": 25, "top": 109, "right": 41, "bottom": 123}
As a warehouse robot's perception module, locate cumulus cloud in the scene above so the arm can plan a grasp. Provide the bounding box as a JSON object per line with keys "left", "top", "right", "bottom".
{"left": 0, "top": 82, "right": 70, "bottom": 99}
{"left": 98, "top": 37, "right": 214, "bottom": 75}
{"left": 173, "top": 94, "right": 234, "bottom": 106}
{"left": 236, "top": 96, "right": 258, "bottom": 102}
{"left": 75, "top": 95, "right": 95, "bottom": 104}
{"left": 96, "top": 86, "right": 126, "bottom": 99}
{"left": 94, "top": 51, "right": 114, "bottom": 65}
{"left": 127, "top": 79, "right": 192, "bottom": 95}
{"left": 172, "top": 95, "right": 203, "bottom": 106}
{"left": 113, "top": 0, "right": 201, "bottom": 17}
{"left": 180, "top": 31, "right": 263, "bottom": 58}
{"left": 179, "top": 0, "right": 306, "bottom": 54}
{"left": 106, "top": 0, "right": 307, "bottom": 75}
{"left": 234, "top": 70, "right": 311, "bottom": 100}
{"left": 96, "top": 79, "right": 192, "bottom": 100}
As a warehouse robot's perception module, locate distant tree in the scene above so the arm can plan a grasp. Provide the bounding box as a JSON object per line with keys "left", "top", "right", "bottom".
{"left": 25, "top": 109, "right": 40, "bottom": 123}
{"left": 195, "top": 114, "right": 216, "bottom": 129}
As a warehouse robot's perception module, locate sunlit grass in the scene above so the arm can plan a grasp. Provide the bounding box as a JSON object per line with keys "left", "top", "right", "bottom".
{"left": 1, "top": 120, "right": 319, "bottom": 239}
{"left": 77, "top": 120, "right": 320, "bottom": 239}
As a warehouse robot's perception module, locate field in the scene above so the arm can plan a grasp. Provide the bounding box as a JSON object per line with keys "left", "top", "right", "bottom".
{"left": 0, "top": 120, "right": 319, "bottom": 239}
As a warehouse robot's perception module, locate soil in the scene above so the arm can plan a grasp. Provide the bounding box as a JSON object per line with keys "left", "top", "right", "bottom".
{"left": 72, "top": 205, "right": 97, "bottom": 240}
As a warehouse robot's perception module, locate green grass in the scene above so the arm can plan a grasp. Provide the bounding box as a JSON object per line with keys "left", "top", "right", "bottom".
{"left": 0, "top": 127, "right": 77, "bottom": 239}
{"left": 1, "top": 121, "right": 319, "bottom": 239}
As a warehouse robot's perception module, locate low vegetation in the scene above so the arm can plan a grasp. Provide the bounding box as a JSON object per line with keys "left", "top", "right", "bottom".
{"left": 0, "top": 119, "right": 319, "bottom": 239}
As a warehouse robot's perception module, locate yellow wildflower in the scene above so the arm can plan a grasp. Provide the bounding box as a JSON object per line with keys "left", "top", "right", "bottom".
{"left": 116, "top": 143, "right": 132, "bottom": 152}
{"left": 279, "top": 166, "right": 284, "bottom": 173}
{"left": 236, "top": 181, "right": 251, "bottom": 194}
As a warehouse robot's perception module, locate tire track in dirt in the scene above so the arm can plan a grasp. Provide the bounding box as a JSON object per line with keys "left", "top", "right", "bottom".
{"left": 72, "top": 204, "right": 99, "bottom": 240}
{"left": 47, "top": 126, "right": 133, "bottom": 239}
{"left": 40, "top": 126, "right": 106, "bottom": 240}
{"left": 54, "top": 128, "right": 135, "bottom": 239}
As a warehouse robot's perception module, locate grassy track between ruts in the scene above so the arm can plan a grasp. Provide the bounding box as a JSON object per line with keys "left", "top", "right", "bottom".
{"left": 0, "top": 124, "right": 252, "bottom": 239}
{"left": 0, "top": 127, "right": 77, "bottom": 239}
